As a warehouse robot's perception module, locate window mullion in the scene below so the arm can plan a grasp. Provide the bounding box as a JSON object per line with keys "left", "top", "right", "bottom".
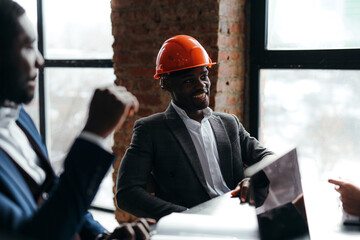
{"left": 37, "top": 0, "right": 46, "bottom": 144}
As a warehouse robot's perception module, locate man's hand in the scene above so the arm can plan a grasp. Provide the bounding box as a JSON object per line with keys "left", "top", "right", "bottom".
{"left": 329, "top": 178, "right": 360, "bottom": 216}
{"left": 292, "top": 194, "right": 307, "bottom": 220}
{"left": 84, "top": 86, "right": 139, "bottom": 138}
{"left": 106, "top": 218, "right": 156, "bottom": 240}
{"left": 231, "top": 177, "right": 251, "bottom": 203}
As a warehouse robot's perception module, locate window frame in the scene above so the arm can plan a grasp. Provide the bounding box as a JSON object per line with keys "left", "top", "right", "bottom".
{"left": 36, "top": 0, "right": 114, "bottom": 212}
{"left": 36, "top": 0, "right": 113, "bottom": 143}
{"left": 249, "top": 0, "right": 360, "bottom": 139}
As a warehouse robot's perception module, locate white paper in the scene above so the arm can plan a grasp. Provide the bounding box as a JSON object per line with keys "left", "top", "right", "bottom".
{"left": 151, "top": 212, "right": 258, "bottom": 240}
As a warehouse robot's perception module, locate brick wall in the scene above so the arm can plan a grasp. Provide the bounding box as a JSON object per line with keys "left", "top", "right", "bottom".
{"left": 111, "top": 0, "right": 249, "bottom": 223}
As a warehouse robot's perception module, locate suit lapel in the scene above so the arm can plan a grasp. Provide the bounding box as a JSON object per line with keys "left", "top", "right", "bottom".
{"left": 17, "top": 107, "right": 49, "bottom": 160}
{"left": 208, "top": 115, "right": 234, "bottom": 188}
{"left": 15, "top": 107, "right": 56, "bottom": 195}
{"left": 0, "top": 150, "right": 37, "bottom": 209}
{"left": 164, "top": 105, "right": 210, "bottom": 194}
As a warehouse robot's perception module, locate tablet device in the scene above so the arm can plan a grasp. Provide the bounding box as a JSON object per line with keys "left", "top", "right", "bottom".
{"left": 247, "top": 148, "right": 310, "bottom": 240}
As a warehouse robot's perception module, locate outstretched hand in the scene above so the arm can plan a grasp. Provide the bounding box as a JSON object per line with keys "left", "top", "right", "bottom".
{"left": 106, "top": 218, "right": 156, "bottom": 240}
{"left": 84, "top": 86, "right": 139, "bottom": 138}
{"left": 329, "top": 178, "right": 360, "bottom": 216}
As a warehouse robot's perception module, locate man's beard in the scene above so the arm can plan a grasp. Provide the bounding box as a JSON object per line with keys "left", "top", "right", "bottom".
{"left": 0, "top": 70, "right": 34, "bottom": 105}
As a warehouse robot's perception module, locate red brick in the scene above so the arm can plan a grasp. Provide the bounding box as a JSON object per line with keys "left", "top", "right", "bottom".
{"left": 216, "top": 79, "right": 244, "bottom": 92}
{"left": 113, "top": 51, "right": 133, "bottom": 63}
{"left": 111, "top": 0, "right": 132, "bottom": 9}
{"left": 112, "top": 25, "right": 127, "bottom": 37}
{"left": 111, "top": 11, "right": 126, "bottom": 23}
{"left": 218, "top": 64, "right": 243, "bottom": 77}
{"left": 136, "top": 94, "right": 162, "bottom": 105}
{"left": 198, "top": 35, "right": 218, "bottom": 49}
{"left": 219, "top": 1, "right": 240, "bottom": 19}
{"left": 218, "top": 35, "right": 240, "bottom": 48}
{"left": 230, "top": 22, "right": 244, "bottom": 35}
{"left": 137, "top": 107, "right": 155, "bottom": 117}
{"left": 129, "top": 66, "right": 154, "bottom": 78}
{"left": 149, "top": 0, "right": 178, "bottom": 7}
{"left": 218, "top": 51, "right": 243, "bottom": 63}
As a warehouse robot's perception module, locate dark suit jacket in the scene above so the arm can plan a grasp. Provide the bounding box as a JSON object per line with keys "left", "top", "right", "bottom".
{"left": 0, "top": 107, "right": 115, "bottom": 240}
{"left": 116, "top": 104, "right": 272, "bottom": 220}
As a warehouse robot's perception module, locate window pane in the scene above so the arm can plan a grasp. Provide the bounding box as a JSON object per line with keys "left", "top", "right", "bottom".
{"left": 260, "top": 69, "right": 360, "bottom": 182}
{"left": 43, "top": 0, "right": 113, "bottom": 59}
{"left": 46, "top": 68, "right": 116, "bottom": 209}
{"left": 268, "top": 0, "right": 360, "bottom": 50}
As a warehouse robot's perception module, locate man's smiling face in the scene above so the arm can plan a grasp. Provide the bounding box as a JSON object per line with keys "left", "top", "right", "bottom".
{"left": 167, "top": 66, "right": 210, "bottom": 116}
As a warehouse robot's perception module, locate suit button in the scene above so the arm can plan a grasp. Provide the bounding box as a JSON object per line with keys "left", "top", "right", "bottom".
{"left": 42, "top": 192, "right": 49, "bottom": 200}
{"left": 169, "top": 172, "right": 175, "bottom": 177}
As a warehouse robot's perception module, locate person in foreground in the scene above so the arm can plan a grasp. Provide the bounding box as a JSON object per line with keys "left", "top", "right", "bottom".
{"left": 0, "top": 0, "right": 152, "bottom": 239}
{"left": 329, "top": 178, "right": 360, "bottom": 216}
{"left": 116, "top": 34, "right": 272, "bottom": 220}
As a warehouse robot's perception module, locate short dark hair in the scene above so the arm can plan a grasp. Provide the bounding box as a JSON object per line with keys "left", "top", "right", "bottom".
{"left": 0, "top": 0, "right": 25, "bottom": 103}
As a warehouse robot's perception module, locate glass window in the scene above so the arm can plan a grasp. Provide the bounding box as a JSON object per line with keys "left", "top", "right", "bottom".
{"left": 45, "top": 68, "right": 115, "bottom": 170}
{"left": 43, "top": 0, "right": 113, "bottom": 59}
{"left": 46, "top": 68, "right": 115, "bottom": 209}
{"left": 260, "top": 69, "right": 360, "bottom": 182}
{"left": 14, "top": 0, "right": 115, "bottom": 211}
{"left": 267, "top": 0, "right": 360, "bottom": 50}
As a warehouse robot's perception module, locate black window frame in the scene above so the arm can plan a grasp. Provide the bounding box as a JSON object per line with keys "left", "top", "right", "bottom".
{"left": 35, "top": 0, "right": 114, "bottom": 212}
{"left": 36, "top": 0, "right": 113, "bottom": 143}
{"left": 249, "top": 0, "right": 360, "bottom": 139}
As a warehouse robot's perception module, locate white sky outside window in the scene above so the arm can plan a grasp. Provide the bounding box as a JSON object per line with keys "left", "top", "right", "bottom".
{"left": 260, "top": 69, "right": 360, "bottom": 184}
{"left": 43, "top": 0, "right": 113, "bottom": 59}
{"left": 268, "top": 0, "right": 360, "bottom": 50}
{"left": 46, "top": 68, "right": 116, "bottom": 209}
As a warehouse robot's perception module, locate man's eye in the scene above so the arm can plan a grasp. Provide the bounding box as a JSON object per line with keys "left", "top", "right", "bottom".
{"left": 24, "top": 44, "right": 34, "bottom": 50}
{"left": 184, "top": 79, "right": 193, "bottom": 83}
{"left": 200, "top": 75, "right": 208, "bottom": 80}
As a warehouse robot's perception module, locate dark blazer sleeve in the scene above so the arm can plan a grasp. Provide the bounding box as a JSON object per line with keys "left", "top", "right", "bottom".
{"left": 0, "top": 138, "right": 114, "bottom": 240}
{"left": 217, "top": 113, "right": 272, "bottom": 189}
{"left": 232, "top": 115, "right": 273, "bottom": 166}
{"left": 116, "top": 120, "right": 187, "bottom": 220}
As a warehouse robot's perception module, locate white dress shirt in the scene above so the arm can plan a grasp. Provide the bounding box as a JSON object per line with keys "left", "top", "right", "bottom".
{"left": 171, "top": 101, "right": 230, "bottom": 198}
{"left": 0, "top": 104, "right": 46, "bottom": 184}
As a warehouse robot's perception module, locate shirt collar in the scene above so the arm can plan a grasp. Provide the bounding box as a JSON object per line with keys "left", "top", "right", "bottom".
{"left": 171, "top": 101, "right": 213, "bottom": 123}
{"left": 0, "top": 101, "right": 21, "bottom": 128}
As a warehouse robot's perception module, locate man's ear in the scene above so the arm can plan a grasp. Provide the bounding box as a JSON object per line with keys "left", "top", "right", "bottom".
{"left": 160, "top": 76, "right": 172, "bottom": 91}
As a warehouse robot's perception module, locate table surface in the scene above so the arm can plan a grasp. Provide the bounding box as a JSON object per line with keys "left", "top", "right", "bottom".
{"left": 90, "top": 179, "right": 360, "bottom": 240}
{"left": 150, "top": 180, "right": 360, "bottom": 240}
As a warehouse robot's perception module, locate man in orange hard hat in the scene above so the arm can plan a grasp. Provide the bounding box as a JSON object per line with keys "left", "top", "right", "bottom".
{"left": 116, "top": 35, "right": 272, "bottom": 220}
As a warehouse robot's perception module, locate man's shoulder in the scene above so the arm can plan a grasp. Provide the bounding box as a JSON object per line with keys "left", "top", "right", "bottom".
{"left": 213, "top": 111, "right": 232, "bottom": 117}
{"left": 134, "top": 112, "right": 167, "bottom": 126}
{"left": 212, "top": 111, "right": 242, "bottom": 130}
{"left": 213, "top": 111, "right": 238, "bottom": 122}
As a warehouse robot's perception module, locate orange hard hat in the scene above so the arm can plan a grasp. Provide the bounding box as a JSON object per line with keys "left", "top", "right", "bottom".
{"left": 154, "top": 35, "right": 216, "bottom": 79}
